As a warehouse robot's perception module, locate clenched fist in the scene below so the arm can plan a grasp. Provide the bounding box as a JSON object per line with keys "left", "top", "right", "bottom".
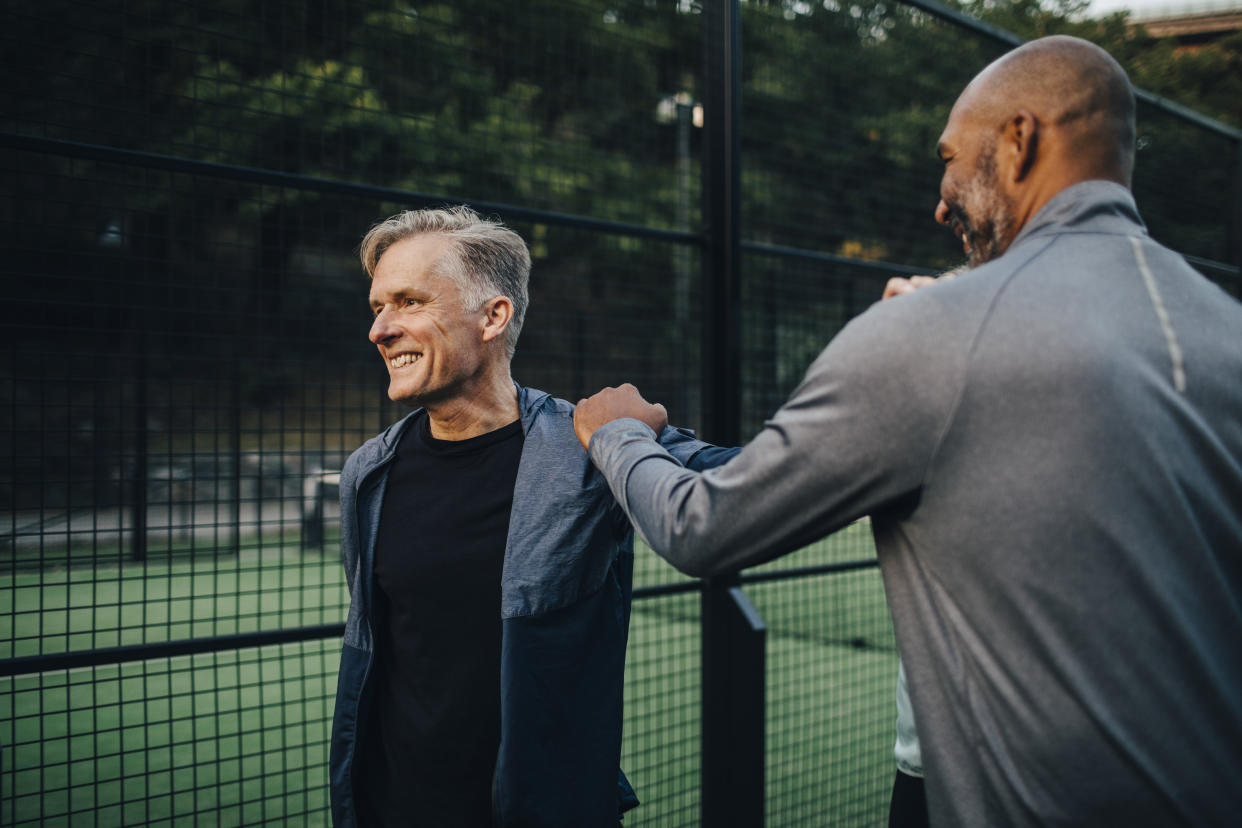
{"left": 574, "top": 383, "right": 669, "bottom": 450}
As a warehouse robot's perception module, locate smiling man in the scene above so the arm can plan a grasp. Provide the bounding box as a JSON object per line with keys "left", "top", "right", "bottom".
{"left": 328, "top": 206, "right": 734, "bottom": 828}
{"left": 575, "top": 36, "right": 1242, "bottom": 826}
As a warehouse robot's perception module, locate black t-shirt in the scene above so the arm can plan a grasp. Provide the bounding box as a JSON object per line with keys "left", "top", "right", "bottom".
{"left": 358, "top": 413, "right": 524, "bottom": 827}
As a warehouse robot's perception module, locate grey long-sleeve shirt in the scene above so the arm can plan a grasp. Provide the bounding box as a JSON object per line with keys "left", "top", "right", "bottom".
{"left": 589, "top": 181, "right": 1242, "bottom": 827}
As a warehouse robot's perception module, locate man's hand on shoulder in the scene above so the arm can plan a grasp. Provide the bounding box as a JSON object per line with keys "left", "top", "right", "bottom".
{"left": 882, "top": 267, "right": 964, "bottom": 301}
{"left": 574, "top": 383, "right": 669, "bottom": 450}
{"left": 881, "top": 274, "right": 938, "bottom": 300}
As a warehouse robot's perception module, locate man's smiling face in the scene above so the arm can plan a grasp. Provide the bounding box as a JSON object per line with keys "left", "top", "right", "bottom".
{"left": 934, "top": 101, "right": 1018, "bottom": 267}
{"left": 367, "top": 234, "right": 490, "bottom": 407}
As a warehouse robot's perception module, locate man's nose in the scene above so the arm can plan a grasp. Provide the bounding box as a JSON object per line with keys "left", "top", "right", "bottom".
{"left": 934, "top": 199, "right": 951, "bottom": 226}
{"left": 369, "top": 308, "right": 397, "bottom": 344}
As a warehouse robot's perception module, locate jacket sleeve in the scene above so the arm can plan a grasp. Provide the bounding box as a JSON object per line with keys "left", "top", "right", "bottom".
{"left": 337, "top": 451, "right": 362, "bottom": 593}
{"left": 588, "top": 298, "right": 963, "bottom": 577}
{"left": 656, "top": 425, "right": 741, "bottom": 471}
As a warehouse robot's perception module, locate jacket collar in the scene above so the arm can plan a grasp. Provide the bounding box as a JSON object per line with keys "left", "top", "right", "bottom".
{"left": 1008, "top": 180, "right": 1147, "bottom": 253}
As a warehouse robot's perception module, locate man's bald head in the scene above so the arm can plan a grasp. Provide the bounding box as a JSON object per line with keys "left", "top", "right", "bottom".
{"left": 956, "top": 35, "right": 1136, "bottom": 187}
{"left": 933, "top": 36, "right": 1137, "bottom": 266}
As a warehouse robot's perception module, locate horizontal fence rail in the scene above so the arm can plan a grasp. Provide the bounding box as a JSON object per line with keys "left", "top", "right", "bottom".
{"left": 0, "top": 559, "right": 883, "bottom": 679}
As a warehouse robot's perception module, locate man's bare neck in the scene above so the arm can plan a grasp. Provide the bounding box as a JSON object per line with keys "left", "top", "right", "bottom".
{"left": 424, "top": 373, "right": 520, "bottom": 441}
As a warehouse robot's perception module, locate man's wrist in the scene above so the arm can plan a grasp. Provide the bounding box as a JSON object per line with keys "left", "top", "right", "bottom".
{"left": 588, "top": 417, "right": 659, "bottom": 456}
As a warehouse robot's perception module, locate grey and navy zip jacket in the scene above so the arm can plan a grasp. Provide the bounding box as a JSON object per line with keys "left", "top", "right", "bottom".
{"left": 329, "top": 384, "right": 737, "bottom": 827}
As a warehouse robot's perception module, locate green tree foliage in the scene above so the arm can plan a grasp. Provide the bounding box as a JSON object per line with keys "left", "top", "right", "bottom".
{"left": 4, "top": 0, "right": 1231, "bottom": 288}
{"left": 2, "top": 0, "right": 1234, "bottom": 418}
{"left": 1123, "top": 29, "right": 1242, "bottom": 129}
{"left": 958, "top": 0, "right": 1241, "bottom": 130}
{"left": 928, "top": 0, "right": 1240, "bottom": 266}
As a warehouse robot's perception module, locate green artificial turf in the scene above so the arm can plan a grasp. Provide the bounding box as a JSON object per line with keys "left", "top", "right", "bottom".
{"left": 2, "top": 525, "right": 896, "bottom": 826}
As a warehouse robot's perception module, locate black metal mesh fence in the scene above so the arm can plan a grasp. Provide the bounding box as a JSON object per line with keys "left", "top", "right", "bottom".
{"left": 1132, "top": 101, "right": 1240, "bottom": 288}
{"left": 2, "top": 0, "right": 1238, "bottom": 825}
{"left": 6, "top": 642, "right": 338, "bottom": 825}
{"left": 739, "top": 2, "right": 1004, "bottom": 269}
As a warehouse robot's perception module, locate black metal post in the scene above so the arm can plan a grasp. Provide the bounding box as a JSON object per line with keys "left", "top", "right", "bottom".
{"left": 301, "top": 478, "right": 325, "bottom": 551}
{"left": 1234, "top": 139, "right": 1242, "bottom": 294}
{"left": 675, "top": 99, "right": 694, "bottom": 424}
{"left": 573, "top": 313, "right": 586, "bottom": 402}
{"left": 701, "top": 0, "right": 742, "bottom": 447}
{"left": 701, "top": 586, "right": 767, "bottom": 827}
{"left": 131, "top": 330, "right": 148, "bottom": 563}
{"left": 701, "top": 0, "right": 763, "bottom": 824}
{"left": 231, "top": 360, "right": 243, "bottom": 555}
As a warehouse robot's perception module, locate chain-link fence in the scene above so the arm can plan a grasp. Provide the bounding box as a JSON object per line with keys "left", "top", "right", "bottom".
{"left": 2, "top": 0, "right": 1238, "bottom": 825}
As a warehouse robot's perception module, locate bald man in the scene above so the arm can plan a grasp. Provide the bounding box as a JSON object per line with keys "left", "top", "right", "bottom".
{"left": 575, "top": 36, "right": 1242, "bottom": 826}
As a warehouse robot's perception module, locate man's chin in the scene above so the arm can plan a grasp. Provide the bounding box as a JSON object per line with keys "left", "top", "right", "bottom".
{"left": 965, "top": 216, "right": 1018, "bottom": 267}
{"left": 388, "top": 382, "right": 454, "bottom": 409}
{"left": 967, "top": 238, "right": 1005, "bottom": 267}
{"left": 387, "top": 383, "right": 422, "bottom": 406}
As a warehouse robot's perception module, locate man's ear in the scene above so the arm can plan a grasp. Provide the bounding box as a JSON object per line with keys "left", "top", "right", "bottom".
{"left": 480, "top": 295, "right": 513, "bottom": 343}
{"left": 1004, "top": 109, "right": 1039, "bottom": 183}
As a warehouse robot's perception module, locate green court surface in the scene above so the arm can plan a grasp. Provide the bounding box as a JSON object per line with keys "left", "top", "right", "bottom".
{"left": 3, "top": 526, "right": 895, "bottom": 826}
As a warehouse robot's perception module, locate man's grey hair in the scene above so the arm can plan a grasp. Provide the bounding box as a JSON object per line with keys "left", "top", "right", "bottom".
{"left": 360, "top": 205, "right": 531, "bottom": 359}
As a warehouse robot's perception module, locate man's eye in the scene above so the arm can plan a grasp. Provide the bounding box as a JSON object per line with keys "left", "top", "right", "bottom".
{"left": 404, "top": 298, "right": 421, "bottom": 307}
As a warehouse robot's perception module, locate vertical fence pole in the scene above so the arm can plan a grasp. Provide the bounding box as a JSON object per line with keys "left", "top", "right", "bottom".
{"left": 1234, "top": 138, "right": 1242, "bottom": 293}
{"left": 231, "top": 359, "right": 243, "bottom": 555}
{"left": 701, "top": 0, "right": 741, "bottom": 446}
{"left": 131, "top": 328, "right": 148, "bottom": 563}
{"left": 702, "top": 586, "right": 767, "bottom": 826}
{"left": 573, "top": 313, "right": 586, "bottom": 402}
{"left": 702, "top": 0, "right": 765, "bottom": 824}
{"left": 675, "top": 98, "right": 694, "bottom": 423}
